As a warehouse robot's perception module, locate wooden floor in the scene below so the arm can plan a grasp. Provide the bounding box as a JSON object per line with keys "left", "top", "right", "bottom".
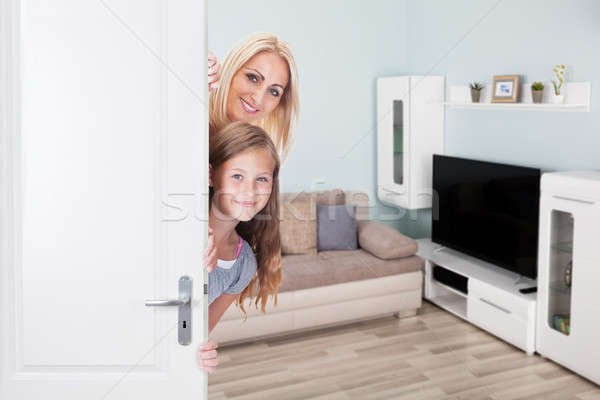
{"left": 208, "top": 301, "right": 600, "bottom": 400}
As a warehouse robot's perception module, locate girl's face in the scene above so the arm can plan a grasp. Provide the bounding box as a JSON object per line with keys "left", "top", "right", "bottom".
{"left": 210, "top": 148, "right": 275, "bottom": 222}
{"left": 225, "top": 51, "right": 290, "bottom": 124}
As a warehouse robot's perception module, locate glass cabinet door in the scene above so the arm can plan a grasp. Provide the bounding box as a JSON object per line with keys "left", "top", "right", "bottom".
{"left": 393, "top": 100, "right": 404, "bottom": 185}
{"left": 547, "top": 209, "right": 573, "bottom": 335}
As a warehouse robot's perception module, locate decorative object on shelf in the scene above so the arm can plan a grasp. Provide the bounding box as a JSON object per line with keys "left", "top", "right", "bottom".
{"left": 469, "top": 82, "right": 484, "bottom": 103}
{"left": 553, "top": 314, "right": 570, "bottom": 335}
{"left": 531, "top": 81, "right": 544, "bottom": 104}
{"left": 491, "top": 74, "right": 520, "bottom": 103}
{"left": 551, "top": 64, "right": 567, "bottom": 104}
{"left": 564, "top": 260, "right": 572, "bottom": 288}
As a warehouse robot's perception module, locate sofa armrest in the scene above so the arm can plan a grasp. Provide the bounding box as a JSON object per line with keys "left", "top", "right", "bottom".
{"left": 357, "top": 221, "right": 417, "bottom": 260}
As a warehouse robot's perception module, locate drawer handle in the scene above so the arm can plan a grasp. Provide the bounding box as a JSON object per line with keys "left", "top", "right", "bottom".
{"left": 479, "top": 297, "right": 511, "bottom": 314}
{"left": 552, "top": 195, "right": 595, "bottom": 205}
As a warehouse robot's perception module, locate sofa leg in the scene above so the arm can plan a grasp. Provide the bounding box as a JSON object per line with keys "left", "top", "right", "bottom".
{"left": 393, "top": 309, "right": 418, "bottom": 319}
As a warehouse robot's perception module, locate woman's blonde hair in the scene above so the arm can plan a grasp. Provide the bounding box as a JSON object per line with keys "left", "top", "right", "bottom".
{"left": 209, "top": 32, "right": 299, "bottom": 161}
{"left": 209, "top": 121, "right": 282, "bottom": 316}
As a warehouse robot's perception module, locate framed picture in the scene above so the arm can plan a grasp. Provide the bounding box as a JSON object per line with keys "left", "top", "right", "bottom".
{"left": 491, "top": 75, "right": 520, "bottom": 103}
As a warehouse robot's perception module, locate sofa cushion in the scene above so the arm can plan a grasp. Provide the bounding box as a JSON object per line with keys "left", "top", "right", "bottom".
{"left": 357, "top": 221, "right": 418, "bottom": 260}
{"left": 317, "top": 204, "right": 358, "bottom": 251}
{"left": 278, "top": 249, "right": 423, "bottom": 292}
{"left": 279, "top": 189, "right": 345, "bottom": 255}
{"left": 316, "top": 188, "right": 345, "bottom": 206}
{"left": 344, "top": 190, "right": 370, "bottom": 221}
{"left": 280, "top": 192, "right": 317, "bottom": 255}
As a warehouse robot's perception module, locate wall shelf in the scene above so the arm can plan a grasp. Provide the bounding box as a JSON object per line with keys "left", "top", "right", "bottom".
{"left": 445, "top": 82, "right": 590, "bottom": 112}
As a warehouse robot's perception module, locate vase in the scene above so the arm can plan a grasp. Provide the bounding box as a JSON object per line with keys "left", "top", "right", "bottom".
{"left": 564, "top": 260, "right": 572, "bottom": 288}
{"left": 470, "top": 89, "right": 481, "bottom": 103}
{"left": 532, "top": 89, "right": 543, "bottom": 104}
{"left": 551, "top": 92, "right": 565, "bottom": 104}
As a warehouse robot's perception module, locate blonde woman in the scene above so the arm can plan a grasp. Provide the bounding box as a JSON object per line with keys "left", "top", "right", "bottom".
{"left": 208, "top": 32, "right": 300, "bottom": 161}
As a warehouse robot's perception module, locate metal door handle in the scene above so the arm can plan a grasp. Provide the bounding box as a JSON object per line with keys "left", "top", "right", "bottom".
{"left": 145, "top": 276, "right": 192, "bottom": 345}
{"left": 145, "top": 297, "right": 189, "bottom": 307}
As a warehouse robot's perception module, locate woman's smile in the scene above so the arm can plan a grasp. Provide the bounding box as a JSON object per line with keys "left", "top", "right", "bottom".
{"left": 240, "top": 97, "right": 259, "bottom": 114}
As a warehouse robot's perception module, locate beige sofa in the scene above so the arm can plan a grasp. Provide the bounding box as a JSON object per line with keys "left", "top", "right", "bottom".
{"left": 209, "top": 189, "right": 423, "bottom": 345}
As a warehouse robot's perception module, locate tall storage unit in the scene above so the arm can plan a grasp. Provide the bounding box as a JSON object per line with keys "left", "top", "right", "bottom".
{"left": 376, "top": 76, "right": 444, "bottom": 210}
{"left": 536, "top": 171, "right": 600, "bottom": 385}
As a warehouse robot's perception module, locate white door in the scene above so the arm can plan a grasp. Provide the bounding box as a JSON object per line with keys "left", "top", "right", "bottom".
{"left": 0, "top": 1, "right": 209, "bottom": 399}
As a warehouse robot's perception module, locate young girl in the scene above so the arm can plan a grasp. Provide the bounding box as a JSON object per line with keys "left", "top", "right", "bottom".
{"left": 198, "top": 121, "right": 282, "bottom": 373}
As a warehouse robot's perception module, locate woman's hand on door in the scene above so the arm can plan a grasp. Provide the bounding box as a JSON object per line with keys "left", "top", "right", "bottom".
{"left": 197, "top": 340, "right": 219, "bottom": 373}
{"left": 208, "top": 51, "right": 221, "bottom": 91}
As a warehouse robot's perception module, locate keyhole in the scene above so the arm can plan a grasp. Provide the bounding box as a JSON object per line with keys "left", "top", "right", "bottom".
{"left": 183, "top": 320, "right": 187, "bottom": 329}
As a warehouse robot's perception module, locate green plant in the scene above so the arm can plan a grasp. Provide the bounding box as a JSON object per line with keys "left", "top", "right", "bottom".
{"left": 551, "top": 64, "right": 566, "bottom": 95}
{"left": 531, "top": 81, "right": 544, "bottom": 91}
{"left": 469, "top": 81, "right": 484, "bottom": 91}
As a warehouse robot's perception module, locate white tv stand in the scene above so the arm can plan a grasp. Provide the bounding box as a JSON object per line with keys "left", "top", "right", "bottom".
{"left": 417, "top": 238, "right": 537, "bottom": 355}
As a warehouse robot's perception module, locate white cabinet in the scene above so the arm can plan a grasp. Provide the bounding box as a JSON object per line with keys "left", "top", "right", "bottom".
{"left": 376, "top": 76, "right": 444, "bottom": 210}
{"left": 418, "top": 238, "right": 537, "bottom": 355}
{"left": 536, "top": 171, "right": 600, "bottom": 385}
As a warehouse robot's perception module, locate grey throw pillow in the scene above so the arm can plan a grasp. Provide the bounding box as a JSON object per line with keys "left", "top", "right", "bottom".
{"left": 317, "top": 204, "right": 358, "bottom": 251}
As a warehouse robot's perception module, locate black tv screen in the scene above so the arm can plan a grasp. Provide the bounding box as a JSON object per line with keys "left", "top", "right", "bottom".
{"left": 432, "top": 154, "right": 541, "bottom": 279}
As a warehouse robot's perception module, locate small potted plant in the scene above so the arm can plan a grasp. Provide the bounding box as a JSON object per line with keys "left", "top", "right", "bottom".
{"left": 551, "top": 64, "right": 567, "bottom": 104}
{"left": 469, "top": 82, "right": 484, "bottom": 103}
{"left": 531, "top": 81, "right": 544, "bottom": 104}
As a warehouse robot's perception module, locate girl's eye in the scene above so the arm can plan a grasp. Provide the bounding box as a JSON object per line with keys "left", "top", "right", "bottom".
{"left": 257, "top": 177, "right": 269, "bottom": 183}
{"left": 270, "top": 89, "right": 280, "bottom": 97}
{"left": 246, "top": 73, "right": 258, "bottom": 83}
{"left": 232, "top": 174, "right": 243, "bottom": 180}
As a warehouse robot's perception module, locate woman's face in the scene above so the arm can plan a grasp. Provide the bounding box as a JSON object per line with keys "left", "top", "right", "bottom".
{"left": 226, "top": 51, "right": 290, "bottom": 124}
{"left": 210, "top": 148, "right": 275, "bottom": 222}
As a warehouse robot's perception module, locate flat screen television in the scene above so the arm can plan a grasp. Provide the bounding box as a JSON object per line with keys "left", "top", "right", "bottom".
{"left": 432, "top": 154, "right": 541, "bottom": 279}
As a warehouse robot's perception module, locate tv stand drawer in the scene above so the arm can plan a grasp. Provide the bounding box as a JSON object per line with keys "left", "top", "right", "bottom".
{"left": 468, "top": 279, "right": 529, "bottom": 321}
{"left": 468, "top": 295, "right": 528, "bottom": 350}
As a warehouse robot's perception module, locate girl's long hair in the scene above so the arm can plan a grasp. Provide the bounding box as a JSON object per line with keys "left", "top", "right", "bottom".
{"left": 209, "top": 121, "right": 282, "bottom": 316}
{"left": 209, "top": 32, "right": 299, "bottom": 162}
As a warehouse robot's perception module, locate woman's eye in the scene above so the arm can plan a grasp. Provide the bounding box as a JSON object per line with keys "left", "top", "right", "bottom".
{"left": 270, "top": 89, "right": 280, "bottom": 97}
{"left": 246, "top": 73, "right": 258, "bottom": 83}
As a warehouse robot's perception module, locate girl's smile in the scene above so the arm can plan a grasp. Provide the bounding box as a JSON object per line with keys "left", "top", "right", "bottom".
{"left": 235, "top": 200, "right": 256, "bottom": 207}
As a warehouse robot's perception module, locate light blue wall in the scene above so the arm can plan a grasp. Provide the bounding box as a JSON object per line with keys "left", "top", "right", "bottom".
{"left": 208, "top": 0, "right": 410, "bottom": 226}
{"left": 404, "top": 0, "right": 600, "bottom": 238}
{"left": 209, "top": 0, "right": 600, "bottom": 238}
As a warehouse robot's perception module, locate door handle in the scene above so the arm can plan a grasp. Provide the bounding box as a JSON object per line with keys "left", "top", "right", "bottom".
{"left": 145, "top": 297, "right": 189, "bottom": 307}
{"left": 145, "top": 276, "right": 192, "bottom": 345}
